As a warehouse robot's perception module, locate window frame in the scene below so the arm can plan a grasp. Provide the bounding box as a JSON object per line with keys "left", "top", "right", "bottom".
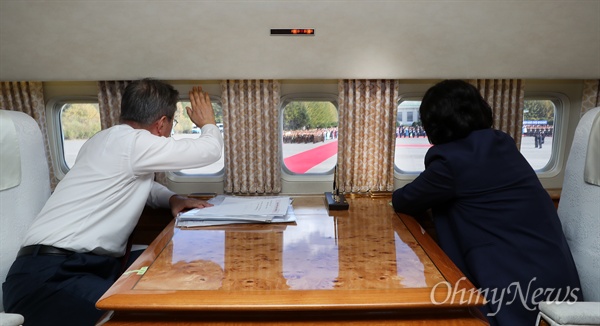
{"left": 46, "top": 95, "right": 226, "bottom": 183}
{"left": 280, "top": 93, "right": 339, "bottom": 178}
{"left": 523, "top": 92, "right": 569, "bottom": 178}
{"left": 394, "top": 94, "right": 426, "bottom": 176}
{"left": 392, "top": 92, "right": 569, "bottom": 180}
{"left": 46, "top": 96, "right": 99, "bottom": 180}
{"left": 167, "top": 95, "right": 225, "bottom": 183}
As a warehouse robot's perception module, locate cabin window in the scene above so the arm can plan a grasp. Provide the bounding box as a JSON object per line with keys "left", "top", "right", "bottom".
{"left": 59, "top": 101, "right": 101, "bottom": 169}
{"left": 406, "top": 112, "right": 414, "bottom": 124}
{"left": 282, "top": 100, "right": 339, "bottom": 174}
{"left": 520, "top": 98, "right": 557, "bottom": 171}
{"left": 50, "top": 98, "right": 224, "bottom": 177}
{"left": 394, "top": 100, "right": 429, "bottom": 173}
{"left": 394, "top": 97, "right": 560, "bottom": 174}
{"left": 172, "top": 99, "right": 224, "bottom": 175}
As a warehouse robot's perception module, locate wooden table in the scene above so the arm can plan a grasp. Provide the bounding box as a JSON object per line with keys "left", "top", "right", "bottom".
{"left": 97, "top": 195, "right": 489, "bottom": 325}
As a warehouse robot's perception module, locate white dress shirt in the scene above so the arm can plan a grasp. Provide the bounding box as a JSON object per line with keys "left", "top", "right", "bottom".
{"left": 23, "top": 124, "right": 223, "bottom": 257}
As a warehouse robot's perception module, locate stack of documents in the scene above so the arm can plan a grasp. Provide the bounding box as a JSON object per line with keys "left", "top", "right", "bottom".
{"left": 176, "top": 195, "right": 295, "bottom": 228}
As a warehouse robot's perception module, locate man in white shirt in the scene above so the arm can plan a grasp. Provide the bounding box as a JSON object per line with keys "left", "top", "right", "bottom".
{"left": 2, "top": 79, "right": 224, "bottom": 326}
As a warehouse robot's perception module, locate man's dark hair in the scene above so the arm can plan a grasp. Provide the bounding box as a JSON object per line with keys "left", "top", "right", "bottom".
{"left": 419, "top": 79, "right": 493, "bottom": 145}
{"left": 120, "top": 78, "right": 179, "bottom": 125}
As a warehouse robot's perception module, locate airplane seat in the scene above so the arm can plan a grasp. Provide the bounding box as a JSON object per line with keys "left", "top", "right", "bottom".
{"left": 0, "top": 110, "right": 51, "bottom": 326}
{"left": 536, "top": 106, "right": 600, "bottom": 326}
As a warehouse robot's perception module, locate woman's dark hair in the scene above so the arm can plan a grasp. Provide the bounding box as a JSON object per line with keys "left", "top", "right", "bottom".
{"left": 120, "top": 78, "right": 179, "bottom": 126}
{"left": 419, "top": 80, "right": 493, "bottom": 145}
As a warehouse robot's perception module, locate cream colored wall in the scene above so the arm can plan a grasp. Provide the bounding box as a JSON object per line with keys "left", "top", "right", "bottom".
{"left": 2, "top": 1, "right": 599, "bottom": 81}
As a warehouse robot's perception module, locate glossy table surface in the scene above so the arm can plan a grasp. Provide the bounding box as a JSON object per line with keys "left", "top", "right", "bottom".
{"left": 97, "top": 195, "right": 488, "bottom": 325}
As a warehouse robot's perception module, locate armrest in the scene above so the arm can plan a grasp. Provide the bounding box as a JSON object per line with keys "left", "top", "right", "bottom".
{"left": 537, "top": 301, "right": 600, "bottom": 325}
{"left": 0, "top": 312, "right": 24, "bottom": 326}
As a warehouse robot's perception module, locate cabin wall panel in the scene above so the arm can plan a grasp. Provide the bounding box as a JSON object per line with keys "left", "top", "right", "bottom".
{"left": 2, "top": 1, "right": 599, "bottom": 81}
{"left": 41, "top": 79, "right": 585, "bottom": 196}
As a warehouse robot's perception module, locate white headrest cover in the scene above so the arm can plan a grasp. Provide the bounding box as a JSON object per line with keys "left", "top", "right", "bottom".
{"left": 0, "top": 110, "right": 21, "bottom": 191}
{"left": 584, "top": 109, "right": 600, "bottom": 186}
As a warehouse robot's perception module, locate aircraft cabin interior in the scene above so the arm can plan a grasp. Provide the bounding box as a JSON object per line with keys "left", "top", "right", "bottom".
{"left": 0, "top": 1, "right": 599, "bottom": 326}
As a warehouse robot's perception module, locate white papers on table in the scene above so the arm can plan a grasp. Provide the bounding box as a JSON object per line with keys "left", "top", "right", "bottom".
{"left": 179, "top": 196, "right": 291, "bottom": 219}
{"left": 176, "top": 195, "right": 295, "bottom": 228}
{"left": 176, "top": 208, "right": 296, "bottom": 228}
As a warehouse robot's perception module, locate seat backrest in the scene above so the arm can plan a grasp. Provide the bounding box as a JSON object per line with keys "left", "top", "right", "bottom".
{"left": 557, "top": 106, "right": 600, "bottom": 302}
{"left": 0, "top": 110, "right": 51, "bottom": 310}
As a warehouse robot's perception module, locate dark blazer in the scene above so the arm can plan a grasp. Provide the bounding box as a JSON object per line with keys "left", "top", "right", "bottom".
{"left": 392, "top": 129, "right": 581, "bottom": 326}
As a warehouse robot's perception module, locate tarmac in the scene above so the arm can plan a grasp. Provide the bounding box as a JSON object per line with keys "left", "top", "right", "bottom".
{"left": 280, "top": 135, "right": 552, "bottom": 174}
{"left": 64, "top": 135, "right": 552, "bottom": 176}
{"left": 394, "top": 136, "right": 552, "bottom": 172}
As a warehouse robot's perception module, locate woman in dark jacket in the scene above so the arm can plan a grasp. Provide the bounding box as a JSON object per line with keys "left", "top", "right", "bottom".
{"left": 392, "top": 80, "right": 581, "bottom": 326}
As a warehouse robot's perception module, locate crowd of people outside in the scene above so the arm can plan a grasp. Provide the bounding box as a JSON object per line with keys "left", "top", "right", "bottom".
{"left": 522, "top": 125, "right": 553, "bottom": 137}
{"left": 522, "top": 125, "right": 553, "bottom": 149}
{"left": 282, "top": 127, "right": 338, "bottom": 144}
{"left": 281, "top": 124, "right": 552, "bottom": 147}
{"left": 396, "top": 126, "right": 426, "bottom": 138}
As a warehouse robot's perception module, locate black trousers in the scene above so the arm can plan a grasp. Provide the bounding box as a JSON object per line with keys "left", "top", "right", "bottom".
{"left": 2, "top": 250, "right": 141, "bottom": 326}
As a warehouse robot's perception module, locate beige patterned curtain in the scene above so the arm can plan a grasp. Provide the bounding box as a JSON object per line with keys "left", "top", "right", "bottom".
{"left": 98, "top": 80, "right": 130, "bottom": 129}
{"left": 0, "top": 81, "right": 58, "bottom": 189}
{"left": 581, "top": 80, "right": 600, "bottom": 116}
{"left": 337, "top": 80, "right": 399, "bottom": 193}
{"left": 221, "top": 80, "right": 281, "bottom": 194}
{"left": 470, "top": 79, "right": 525, "bottom": 148}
